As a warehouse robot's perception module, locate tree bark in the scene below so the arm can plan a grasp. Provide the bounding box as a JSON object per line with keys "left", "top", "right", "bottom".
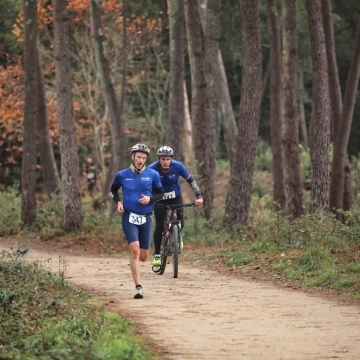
{"left": 90, "top": 0, "right": 127, "bottom": 197}
{"left": 203, "top": 0, "right": 220, "bottom": 217}
{"left": 306, "top": 0, "right": 331, "bottom": 212}
{"left": 184, "top": 0, "right": 216, "bottom": 219}
{"left": 216, "top": 50, "right": 238, "bottom": 168}
{"left": 282, "top": 0, "right": 303, "bottom": 220}
{"left": 321, "top": 0, "right": 342, "bottom": 141}
{"left": 36, "top": 60, "right": 61, "bottom": 196}
{"left": 224, "top": 0, "right": 262, "bottom": 227}
{"left": 265, "top": 0, "right": 285, "bottom": 210}
{"left": 53, "top": 0, "right": 82, "bottom": 231}
{"left": 21, "top": 0, "right": 38, "bottom": 226}
{"left": 330, "top": 15, "right": 360, "bottom": 214}
{"left": 168, "top": 0, "right": 185, "bottom": 159}
{"left": 182, "top": 82, "right": 193, "bottom": 169}
{"left": 198, "top": 0, "right": 237, "bottom": 168}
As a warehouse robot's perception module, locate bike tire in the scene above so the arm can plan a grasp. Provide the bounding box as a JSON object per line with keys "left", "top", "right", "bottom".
{"left": 157, "top": 235, "right": 168, "bottom": 275}
{"left": 171, "top": 224, "right": 179, "bottom": 278}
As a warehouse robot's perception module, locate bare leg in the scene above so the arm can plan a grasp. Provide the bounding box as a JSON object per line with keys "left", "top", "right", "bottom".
{"left": 129, "top": 242, "right": 141, "bottom": 285}
{"left": 139, "top": 248, "right": 149, "bottom": 263}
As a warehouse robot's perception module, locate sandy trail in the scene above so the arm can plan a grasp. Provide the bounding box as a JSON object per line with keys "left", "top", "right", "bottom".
{"left": 3, "top": 244, "right": 360, "bottom": 359}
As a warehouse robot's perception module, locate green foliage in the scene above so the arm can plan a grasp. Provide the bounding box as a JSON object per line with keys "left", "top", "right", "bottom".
{"left": 0, "top": 189, "right": 22, "bottom": 236}
{"left": 0, "top": 192, "right": 121, "bottom": 241}
{"left": 224, "top": 252, "right": 253, "bottom": 266}
{"left": 297, "top": 247, "right": 333, "bottom": 272}
{"left": 0, "top": 247, "right": 155, "bottom": 360}
{"left": 255, "top": 139, "right": 273, "bottom": 172}
{"left": 184, "top": 188, "right": 360, "bottom": 296}
{"left": 33, "top": 195, "right": 64, "bottom": 233}
{"left": 250, "top": 239, "right": 277, "bottom": 251}
{"left": 0, "top": 0, "right": 22, "bottom": 65}
{"left": 299, "top": 144, "right": 312, "bottom": 191}
{"left": 350, "top": 155, "right": 360, "bottom": 206}
{"left": 255, "top": 206, "right": 360, "bottom": 250}
{"left": 258, "top": 209, "right": 360, "bottom": 293}
{"left": 207, "top": 251, "right": 253, "bottom": 267}
{"left": 251, "top": 173, "right": 273, "bottom": 199}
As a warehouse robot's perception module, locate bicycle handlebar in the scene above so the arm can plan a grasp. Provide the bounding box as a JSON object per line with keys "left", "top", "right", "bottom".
{"left": 154, "top": 202, "right": 196, "bottom": 209}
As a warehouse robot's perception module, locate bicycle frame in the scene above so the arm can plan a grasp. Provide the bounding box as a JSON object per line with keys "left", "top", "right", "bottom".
{"left": 163, "top": 207, "right": 181, "bottom": 256}
{"left": 152, "top": 202, "right": 196, "bottom": 278}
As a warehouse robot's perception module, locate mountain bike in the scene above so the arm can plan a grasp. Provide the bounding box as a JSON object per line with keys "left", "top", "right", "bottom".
{"left": 152, "top": 202, "right": 196, "bottom": 278}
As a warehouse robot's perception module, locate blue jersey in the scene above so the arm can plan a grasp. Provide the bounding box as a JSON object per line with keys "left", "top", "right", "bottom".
{"left": 111, "top": 167, "right": 162, "bottom": 215}
{"left": 148, "top": 160, "right": 190, "bottom": 197}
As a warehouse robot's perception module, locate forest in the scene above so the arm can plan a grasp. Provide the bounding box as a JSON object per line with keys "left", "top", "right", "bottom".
{"left": 2, "top": 1, "right": 360, "bottom": 358}
{"left": 0, "top": 0, "right": 360, "bottom": 231}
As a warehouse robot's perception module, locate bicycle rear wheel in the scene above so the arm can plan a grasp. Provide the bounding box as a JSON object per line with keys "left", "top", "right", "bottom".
{"left": 157, "top": 235, "right": 168, "bottom": 275}
{"left": 171, "top": 224, "right": 179, "bottom": 278}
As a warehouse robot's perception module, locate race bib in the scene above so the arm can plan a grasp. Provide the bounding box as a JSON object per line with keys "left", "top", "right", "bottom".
{"left": 87, "top": 172, "right": 95, "bottom": 180}
{"left": 129, "top": 212, "right": 147, "bottom": 225}
{"left": 163, "top": 191, "right": 176, "bottom": 200}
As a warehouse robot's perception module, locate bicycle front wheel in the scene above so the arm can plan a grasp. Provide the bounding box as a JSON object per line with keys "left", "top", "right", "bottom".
{"left": 171, "top": 224, "right": 180, "bottom": 278}
{"left": 157, "top": 235, "right": 168, "bottom": 275}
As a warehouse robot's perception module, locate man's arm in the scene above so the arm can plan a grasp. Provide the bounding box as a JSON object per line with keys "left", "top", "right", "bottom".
{"left": 186, "top": 176, "right": 202, "bottom": 199}
{"left": 150, "top": 187, "right": 165, "bottom": 202}
{"left": 110, "top": 183, "right": 121, "bottom": 203}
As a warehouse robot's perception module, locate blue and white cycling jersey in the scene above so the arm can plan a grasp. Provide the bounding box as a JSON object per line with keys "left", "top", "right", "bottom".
{"left": 111, "top": 167, "right": 162, "bottom": 215}
{"left": 148, "top": 160, "right": 190, "bottom": 198}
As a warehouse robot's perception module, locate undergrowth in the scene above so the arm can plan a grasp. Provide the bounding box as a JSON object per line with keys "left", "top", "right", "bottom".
{"left": 185, "top": 207, "right": 360, "bottom": 297}
{"left": 0, "top": 192, "right": 120, "bottom": 242}
{"left": 0, "top": 246, "right": 156, "bottom": 359}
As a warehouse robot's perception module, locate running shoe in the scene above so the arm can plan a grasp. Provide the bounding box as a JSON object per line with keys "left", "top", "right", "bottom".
{"left": 152, "top": 254, "right": 162, "bottom": 266}
{"left": 134, "top": 286, "right": 143, "bottom": 299}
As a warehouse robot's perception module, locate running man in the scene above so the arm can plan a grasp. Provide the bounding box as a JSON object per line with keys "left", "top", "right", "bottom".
{"left": 148, "top": 146, "right": 203, "bottom": 266}
{"left": 110, "top": 143, "right": 164, "bottom": 299}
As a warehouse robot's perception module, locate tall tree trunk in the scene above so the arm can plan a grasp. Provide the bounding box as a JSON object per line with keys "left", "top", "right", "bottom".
{"left": 265, "top": 0, "right": 285, "bottom": 210}
{"left": 322, "top": 0, "right": 344, "bottom": 214}
{"left": 182, "top": 82, "right": 193, "bottom": 169}
{"left": 216, "top": 50, "right": 238, "bottom": 168}
{"left": 282, "top": 0, "right": 303, "bottom": 220}
{"left": 36, "top": 60, "right": 61, "bottom": 195}
{"left": 224, "top": 0, "right": 262, "bottom": 227}
{"left": 324, "top": 0, "right": 356, "bottom": 214}
{"left": 53, "top": 0, "right": 82, "bottom": 231}
{"left": 168, "top": 0, "right": 185, "bottom": 159}
{"left": 306, "top": 0, "right": 331, "bottom": 212}
{"left": 90, "top": 0, "right": 127, "bottom": 198}
{"left": 330, "top": 15, "right": 360, "bottom": 214}
{"left": 298, "top": 70, "right": 309, "bottom": 148}
{"left": 184, "top": 0, "right": 216, "bottom": 219}
{"left": 203, "top": 0, "right": 220, "bottom": 217}
{"left": 198, "top": 0, "right": 237, "bottom": 167}
{"left": 321, "top": 0, "right": 342, "bottom": 141}
{"left": 21, "top": 0, "right": 38, "bottom": 226}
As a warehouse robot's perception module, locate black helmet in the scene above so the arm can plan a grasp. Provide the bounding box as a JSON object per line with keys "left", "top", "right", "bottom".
{"left": 130, "top": 143, "right": 150, "bottom": 155}
{"left": 157, "top": 146, "right": 174, "bottom": 157}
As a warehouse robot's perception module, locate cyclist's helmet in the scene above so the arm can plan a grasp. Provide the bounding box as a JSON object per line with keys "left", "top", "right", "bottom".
{"left": 130, "top": 143, "right": 150, "bottom": 155}
{"left": 157, "top": 146, "right": 174, "bottom": 157}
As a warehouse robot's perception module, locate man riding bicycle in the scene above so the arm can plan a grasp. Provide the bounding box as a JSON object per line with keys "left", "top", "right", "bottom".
{"left": 148, "top": 146, "right": 203, "bottom": 266}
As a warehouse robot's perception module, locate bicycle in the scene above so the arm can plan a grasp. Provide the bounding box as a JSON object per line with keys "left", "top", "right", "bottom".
{"left": 152, "top": 202, "right": 196, "bottom": 278}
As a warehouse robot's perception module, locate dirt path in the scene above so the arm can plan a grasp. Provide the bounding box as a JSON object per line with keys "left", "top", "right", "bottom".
{"left": 3, "top": 243, "right": 360, "bottom": 359}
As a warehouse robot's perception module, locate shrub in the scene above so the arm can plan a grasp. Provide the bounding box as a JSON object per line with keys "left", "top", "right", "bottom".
{"left": 0, "top": 189, "right": 22, "bottom": 236}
